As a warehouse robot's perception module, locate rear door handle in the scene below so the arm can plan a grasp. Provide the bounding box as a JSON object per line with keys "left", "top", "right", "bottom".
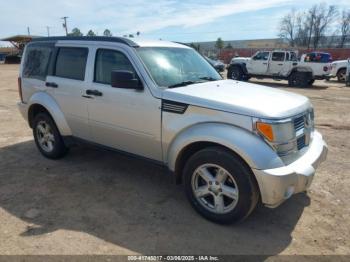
{"left": 86, "top": 89, "right": 103, "bottom": 96}
{"left": 45, "top": 82, "right": 58, "bottom": 88}
{"left": 278, "top": 64, "right": 283, "bottom": 66}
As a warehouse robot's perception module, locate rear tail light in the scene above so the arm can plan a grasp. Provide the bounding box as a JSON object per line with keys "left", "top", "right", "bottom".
{"left": 18, "top": 77, "right": 23, "bottom": 103}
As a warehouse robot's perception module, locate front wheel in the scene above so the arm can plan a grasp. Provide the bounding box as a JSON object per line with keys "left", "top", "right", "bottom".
{"left": 183, "top": 147, "right": 259, "bottom": 224}
{"left": 337, "top": 68, "right": 346, "bottom": 82}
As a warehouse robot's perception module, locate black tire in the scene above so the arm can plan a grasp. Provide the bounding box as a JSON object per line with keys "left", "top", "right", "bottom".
{"left": 33, "top": 112, "right": 68, "bottom": 159}
{"left": 337, "top": 68, "right": 346, "bottom": 82}
{"left": 288, "top": 71, "right": 310, "bottom": 88}
{"left": 228, "top": 66, "right": 244, "bottom": 81}
{"left": 183, "top": 147, "right": 259, "bottom": 224}
{"left": 308, "top": 79, "right": 315, "bottom": 86}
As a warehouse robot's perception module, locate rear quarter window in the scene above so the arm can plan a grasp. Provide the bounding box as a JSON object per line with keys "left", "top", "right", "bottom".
{"left": 54, "top": 47, "right": 88, "bottom": 80}
{"left": 23, "top": 46, "right": 53, "bottom": 80}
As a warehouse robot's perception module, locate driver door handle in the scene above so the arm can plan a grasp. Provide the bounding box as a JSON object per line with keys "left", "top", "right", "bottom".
{"left": 45, "top": 82, "right": 58, "bottom": 88}
{"left": 86, "top": 89, "right": 103, "bottom": 96}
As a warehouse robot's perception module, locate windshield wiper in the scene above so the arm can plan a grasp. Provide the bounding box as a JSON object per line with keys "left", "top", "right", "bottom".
{"left": 168, "top": 81, "right": 198, "bottom": 88}
{"left": 168, "top": 77, "right": 219, "bottom": 88}
{"left": 199, "top": 76, "right": 218, "bottom": 81}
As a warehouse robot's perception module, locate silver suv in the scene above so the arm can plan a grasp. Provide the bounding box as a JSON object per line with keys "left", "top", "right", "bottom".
{"left": 17, "top": 37, "right": 328, "bottom": 224}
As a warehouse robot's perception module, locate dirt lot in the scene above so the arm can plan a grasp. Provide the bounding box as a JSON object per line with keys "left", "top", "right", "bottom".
{"left": 0, "top": 64, "right": 349, "bottom": 256}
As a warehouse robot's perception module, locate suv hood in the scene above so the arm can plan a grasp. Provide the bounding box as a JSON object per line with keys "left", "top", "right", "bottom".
{"left": 163, "top": 80, "right": 311, "bottom": 119}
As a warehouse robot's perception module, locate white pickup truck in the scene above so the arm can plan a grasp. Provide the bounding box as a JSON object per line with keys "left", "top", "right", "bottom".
{"left": 228, "top": 51, "right": 331, "bottom": 87}
{"left": 327, "top": 59, "right": 349, "bottom": 82}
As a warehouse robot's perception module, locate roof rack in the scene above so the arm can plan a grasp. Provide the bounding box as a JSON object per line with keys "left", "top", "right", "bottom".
{"left": 31, "top": 36, "right": 139, "bottom": 47}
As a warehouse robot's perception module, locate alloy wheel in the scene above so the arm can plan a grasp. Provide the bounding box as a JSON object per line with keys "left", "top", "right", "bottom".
{"left": 36, "top": 120, "right": 55, "bottom": 152}
{"left": 191, "top": 164, "right": 239, "bottom": 214}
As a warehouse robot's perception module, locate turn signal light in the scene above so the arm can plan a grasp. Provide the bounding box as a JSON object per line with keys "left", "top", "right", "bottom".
{"left": 256, "top": 122, "right": 274, "bottom": 141}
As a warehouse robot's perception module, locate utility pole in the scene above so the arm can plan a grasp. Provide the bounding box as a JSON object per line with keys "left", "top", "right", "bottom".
{"left": 27, "top": 27, "right": 30, "bottom": 36}
{"left": 46, "top": 26, "right": 50, "bottom": 37}
{"left": 61, "top": 16, "right": 69, "bottom": 36}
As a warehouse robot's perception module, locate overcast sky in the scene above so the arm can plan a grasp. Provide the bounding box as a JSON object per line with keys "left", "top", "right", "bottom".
{"left": 1, "top": 0, "right": 349, "bottom": 46}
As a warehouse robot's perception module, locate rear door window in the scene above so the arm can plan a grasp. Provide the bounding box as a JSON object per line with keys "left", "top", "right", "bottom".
{"left": 290, "top": 52, "right": 297, "bottom": 61}
{"left": 54, "top": 47, "right": 88, "bottom": 80}
{"left": 23, "top": 45, "right": 53, "bottom": 80}
{"left": 271, "top": 52, "right": 285, "bottom": 61}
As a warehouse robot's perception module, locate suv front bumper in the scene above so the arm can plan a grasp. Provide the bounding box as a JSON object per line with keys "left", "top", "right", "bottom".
{"left": 253, "top": 131, "right": 327, "bottom": 208}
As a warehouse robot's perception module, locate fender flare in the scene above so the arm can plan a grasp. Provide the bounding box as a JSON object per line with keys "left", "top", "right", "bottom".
{"left": 288, "top": 66, "right": 313, "bottom": 77}
{"left": 227, "top": 62, "right": 248, "bottom": 75}
{"left": 28, "top": 91, "right": 72, "bottom": 136}
{"left": 337, "top": 67, "right": 346, "bottom": 75}
{"left": 166, "top": 122, "right": 284, "bottom": 172}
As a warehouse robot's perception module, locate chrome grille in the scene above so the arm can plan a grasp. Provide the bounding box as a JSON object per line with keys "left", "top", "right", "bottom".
{"left": 294, "top": 115, "right": 305, "bottom": 131}
{"left": 297, "top": 135, "right": 306, "bottom": 150}
{"left": 293, "top": 111, "right": 313, "bottom": 151}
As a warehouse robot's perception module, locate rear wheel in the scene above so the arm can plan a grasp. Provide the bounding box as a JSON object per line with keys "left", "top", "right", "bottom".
{"left": 337, "top": 68, "right": 346, "bottom": 82}
{"left": 288, "top": 72, "right": 310, "bottom": 88}
{"left": 33, "top": 113, "right": 68, "bottom": 159}
{"left": 183, "top": 147, "right": 259, "bottom": 224}
{"left": 228, "top": 66, "right": 244, "bottom": 81}
{"left": 308, "top": 79, "right": 315, "bottom": 86}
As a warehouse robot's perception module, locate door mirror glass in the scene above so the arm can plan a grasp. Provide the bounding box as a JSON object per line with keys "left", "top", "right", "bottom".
{"left": 111, "top": 70, "right": 143, "bottom": 90}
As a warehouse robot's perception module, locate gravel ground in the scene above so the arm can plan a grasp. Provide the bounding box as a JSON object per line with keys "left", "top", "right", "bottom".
{"left": 0, "top": 64, "right": 349, "bottom": 256}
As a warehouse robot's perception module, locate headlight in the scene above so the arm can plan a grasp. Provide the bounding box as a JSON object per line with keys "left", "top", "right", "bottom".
{"left": 255, "top": 120, "right": 297, "bottom": 156}
{"left": 254, "top": 109, "right": 314, "bottom": 156}
{"left": 256, "top": 121, "right": 295, "bottom": 143}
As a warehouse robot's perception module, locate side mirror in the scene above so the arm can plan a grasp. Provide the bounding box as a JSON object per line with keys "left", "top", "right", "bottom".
{"left": 111, "top": 70, "right": 143, "bottom": 90}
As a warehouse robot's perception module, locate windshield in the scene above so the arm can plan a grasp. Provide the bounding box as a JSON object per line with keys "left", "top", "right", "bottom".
{"left": 137, "top": 47, "right": 222, "bottom": 88}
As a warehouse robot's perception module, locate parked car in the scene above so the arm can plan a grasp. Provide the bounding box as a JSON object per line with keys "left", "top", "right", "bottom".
{"left": 227, "top": 50, "right": 331, "bottom": 87}
{"left": 300, "top": 52, "right": 332, "bottom": 80}
{"left": 205, "top": 56, "right": 225, "bottom": 72}
{"left": 302, "top": 52, "right": 332, "bottom": 63}
{"left": 17, "top": 37, "right": 327, "bottom": 224}
{"left": 327, "top": 59, "right": 349, "bottom": 82}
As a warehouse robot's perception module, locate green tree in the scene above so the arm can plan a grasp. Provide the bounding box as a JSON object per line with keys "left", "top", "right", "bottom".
{"left": 103, "top": 29, "right": 112, "bottom": 37}
{"left": 215, "top": 37, "right": 224, "bottom": 55}
{"left": 225, "top": 43, "right": 233, "bottom": 49}
{"left": 68, "top": 28, "right": 83, "bottom": 37}
{"left": 86, "top": 30, "right": 96, "bottom": 36}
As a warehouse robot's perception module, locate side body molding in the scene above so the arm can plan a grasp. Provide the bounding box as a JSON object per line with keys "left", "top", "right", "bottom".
{"left": 166, "top": 123, "right": 284, "bottom": 172}
{"left": 28, "top": 91, "right": 72, "bottom": 136}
